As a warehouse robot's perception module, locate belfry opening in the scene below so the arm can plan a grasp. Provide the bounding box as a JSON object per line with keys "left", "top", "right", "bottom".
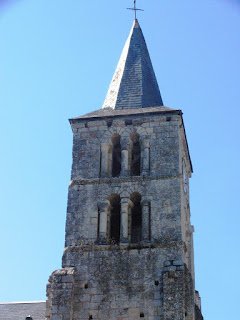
{"left": 109, "top": 194, "right": 121, "bottom": 244}
{"left": 130, "top": 133, "right": 141, "bottom": 176}
{"left": 111, "top": 134, "right": 121, "bottom": 177}
{"left": 130, "top": 192, "right": 142, "bottom": 243}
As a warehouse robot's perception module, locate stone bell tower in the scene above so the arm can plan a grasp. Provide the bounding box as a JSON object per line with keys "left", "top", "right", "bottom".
{"left": 46, "top": 19, "right": 204, "bottom": 320}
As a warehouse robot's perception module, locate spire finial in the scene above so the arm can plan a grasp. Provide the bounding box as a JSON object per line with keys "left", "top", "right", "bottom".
{"left": 127, "top": 0, "right": 144, "bottom": 20}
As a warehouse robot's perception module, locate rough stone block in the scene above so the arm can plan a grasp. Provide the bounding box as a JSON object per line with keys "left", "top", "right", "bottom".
{"left": 164, "top": 260, "right": 172, "bottom": 267}
{"left": 173, "top": 260, "right": 184, "bottom": 266}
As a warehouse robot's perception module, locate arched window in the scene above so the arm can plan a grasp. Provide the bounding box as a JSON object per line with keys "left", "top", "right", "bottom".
{"left": 112, "top": 134, "right": 121, "bottom": 177}
{"left": 109, "top": 194, "right": 121, "bottom": 244}
{"left": 130, "top": 133, "right": 141, "bottom": 176}
{"left": 130, "top": 193, "right": 142, "bottom": 243}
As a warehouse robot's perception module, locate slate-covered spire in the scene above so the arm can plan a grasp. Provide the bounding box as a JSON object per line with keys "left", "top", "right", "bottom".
{"left": 102, "top": 19, "right": 163, "bottom": 110}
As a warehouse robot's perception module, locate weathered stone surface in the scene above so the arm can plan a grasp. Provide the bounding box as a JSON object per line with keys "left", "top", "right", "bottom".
{"left": 173, "top": 260, "right": 184, "bottom": 266}
{"left": 195, "top": 305, "right": 204, "bottom": 320}
{"left": 45, "top": 102, "right": 203, "bottom": 319}
{"left": 46, "top": 17, "right": 203, "bottom": 320}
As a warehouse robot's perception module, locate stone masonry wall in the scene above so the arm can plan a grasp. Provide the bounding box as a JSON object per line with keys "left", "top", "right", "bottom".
{"left": 45, "top": 110, "right": 203, "bottom": 320}
{"left": 66, "top": 112, "right": 185, "bottom": 248}
{"left": 47, "top": 250, "right": 186, "bottom": 320}
{"left": 162, "top": 260, "right": 196, "bottom": 320}
{"left": 46, "top": 257, "right": 202, "bottom": 320}
{"left": 179, "top": 123, "right": 195, "bottom": 278}
{"left": 65, "top": 178, "right": 182, "bottom": 247}
{"left": 70, "top": 113, "right": 181, "bottom": 180}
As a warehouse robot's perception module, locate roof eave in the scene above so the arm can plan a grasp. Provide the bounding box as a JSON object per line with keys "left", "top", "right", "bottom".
{"left": 69, "top": 109, "right": 182, "bottom": 124}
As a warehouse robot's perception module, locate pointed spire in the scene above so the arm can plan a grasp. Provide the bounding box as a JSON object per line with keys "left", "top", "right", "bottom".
{"left": 102, "top": 19, "right": 163, "bottom": 110}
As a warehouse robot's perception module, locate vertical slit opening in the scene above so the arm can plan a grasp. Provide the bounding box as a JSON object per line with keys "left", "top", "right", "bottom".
{"left": 130, "top": 193, "right": 142, "bottom": 243}
{"left": 109, "top": 194, "right": 121, "bottom": 244}
{"left": 130, "top": 133, "right": 141, "bottom": 176}
{"left": 112, "top": 134, "right": 121, "bottom": 177}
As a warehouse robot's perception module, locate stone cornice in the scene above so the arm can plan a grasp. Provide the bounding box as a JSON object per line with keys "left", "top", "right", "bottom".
{"left": 70, "top": 174, "right": 181, "bottom": 186}
{"left": 63, "top": 240, "right": 185, "bottom": 254}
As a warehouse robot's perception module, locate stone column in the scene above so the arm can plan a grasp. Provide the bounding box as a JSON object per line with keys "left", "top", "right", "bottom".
{"left": 100, "top": 143, "right": 109, "bottom": 177}
{"left": 98, "top": 200, "right": 110, "bottom": 243}
{"left": 141, "top": 139, "right": 150, "bottom": 176}
{"left": 128, "top": 200, "right": 134, "bottom": 238}
{"left": 141, "top": 198, "right": 150, "bottom": 242}
{"left": 120, "top": 198, "right": 130, "bottom": 243}
{"left": 120, "top": 138, "right": 129, "bottom": 177}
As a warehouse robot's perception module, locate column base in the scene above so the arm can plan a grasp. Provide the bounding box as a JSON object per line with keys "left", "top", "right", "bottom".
{"left": 98, "top": 237, "right": 108, "bottom": 245}
{"left": 120, "top": 238, "right": 129, "bottom": 245}
{"left": 141, "top": 170, "right": 149, "bottom": 177}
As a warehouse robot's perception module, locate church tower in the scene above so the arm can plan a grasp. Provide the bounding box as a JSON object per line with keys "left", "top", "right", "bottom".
{"left": 46, "top": 19, "right": 204, "bottom": 320}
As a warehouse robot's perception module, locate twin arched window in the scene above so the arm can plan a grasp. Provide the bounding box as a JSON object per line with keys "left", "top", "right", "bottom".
{"left": 102, "top": 193, "right": 143, "bottom": 244}
{"left": 108, "top": 133, "right": 141, "bottom": 178}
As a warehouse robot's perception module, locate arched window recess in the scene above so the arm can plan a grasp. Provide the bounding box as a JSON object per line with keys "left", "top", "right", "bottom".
{"left": 109, "top": 194, "right": 121, "bottom": 244}
{"left": 111, "top": 134, "right": 122, "bottom": 177}
{"left": 130, "top": 133, "right": 141, "bottom": 176}
{"left": 130, "top": 192, "right": 142, "bottom": 243}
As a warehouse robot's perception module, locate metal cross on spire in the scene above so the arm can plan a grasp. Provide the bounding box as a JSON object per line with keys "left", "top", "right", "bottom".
{"left": 127, "top": 0, "right": 144, "bottom": 20}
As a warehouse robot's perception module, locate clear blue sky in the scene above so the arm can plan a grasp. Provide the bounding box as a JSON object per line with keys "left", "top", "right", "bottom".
{"left": 0, "top": 1, "right": 239, "bottom": 319}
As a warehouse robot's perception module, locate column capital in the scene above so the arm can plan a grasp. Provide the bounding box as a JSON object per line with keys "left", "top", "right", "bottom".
{"left": 98, "top": 200, "right": 110, "bottom": 213}
{"left": 140, "top": 134, "right": 150, "bottom": 143}
{"left": 141, "top": 197, "right": 150, "bottom": 206}
{"left": 120, "top": 197, "right": 133, "bottom": 207}
{"left": 128, "top": 199, "right": 134, "bottom": 208}
{"left": 141, "top": 139, "right": 150, "bottom": 149}
{"left": 120, "top": 136, "right": 130, "bottom": 150}
{"left": 100, "top": 143, "right": 109, "bottom": 151}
